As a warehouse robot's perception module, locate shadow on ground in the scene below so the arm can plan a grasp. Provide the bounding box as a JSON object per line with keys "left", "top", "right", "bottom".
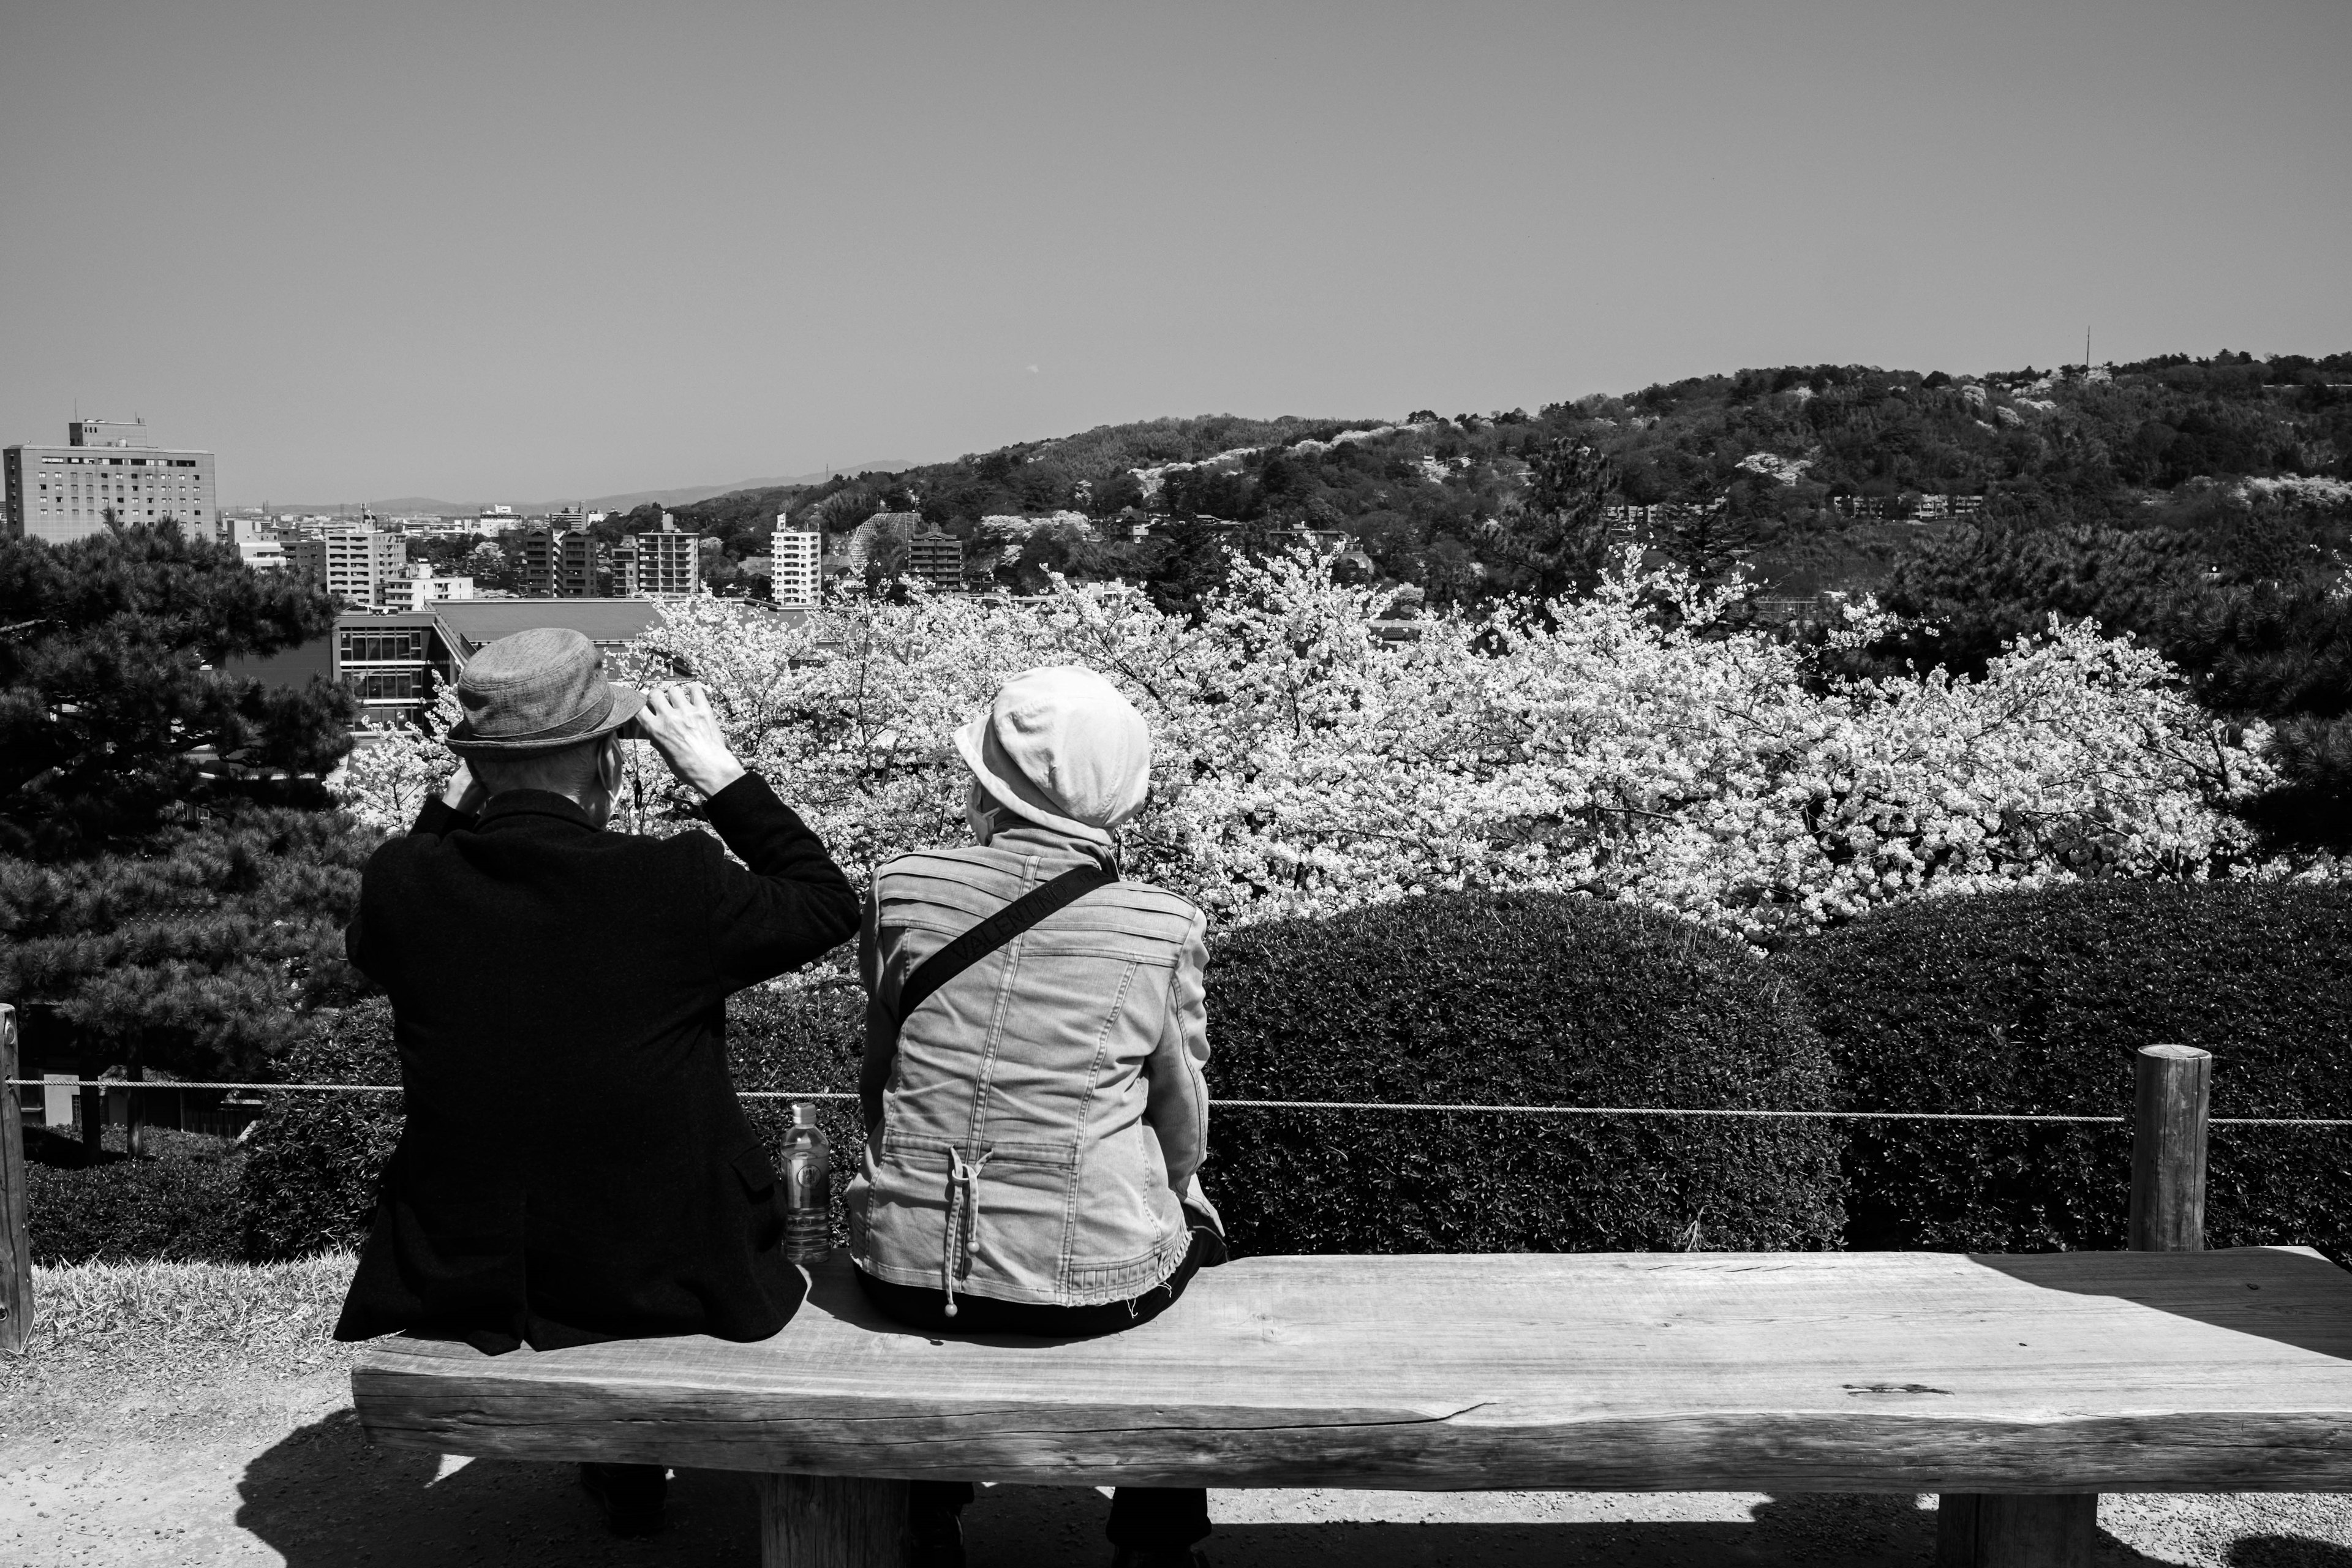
{"left": 233, "top": 1412, "right": 2352, "bottom": 1567}
{"left": 2228, "top": 1540, "right": 2352, "bottom": 1568}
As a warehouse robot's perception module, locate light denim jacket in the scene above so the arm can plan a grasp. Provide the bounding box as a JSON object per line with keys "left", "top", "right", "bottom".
{"left": 846, "top": 824, "right": 1210, "bottom": 1308}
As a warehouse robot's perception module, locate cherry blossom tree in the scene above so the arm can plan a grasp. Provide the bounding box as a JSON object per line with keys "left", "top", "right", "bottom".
{"left": 330, "top": 549, "right": 2288, "bottom": 947}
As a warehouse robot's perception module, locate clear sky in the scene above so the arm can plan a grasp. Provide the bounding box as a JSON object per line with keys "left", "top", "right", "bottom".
{"left": 4, "top": 0, "right": 2346, "bottom": 505}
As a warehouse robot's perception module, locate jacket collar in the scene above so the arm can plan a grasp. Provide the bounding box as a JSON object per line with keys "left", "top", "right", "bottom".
{"left": 986, "top": 822, "right": 1117, "bottom": 872}
{"left": 475, "top": 788, "right": 601, "bottom": 832}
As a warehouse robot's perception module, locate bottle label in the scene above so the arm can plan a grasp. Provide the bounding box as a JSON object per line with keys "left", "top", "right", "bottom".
{"left": 780, "top": 1146, "right": 831, "bottom": 1264}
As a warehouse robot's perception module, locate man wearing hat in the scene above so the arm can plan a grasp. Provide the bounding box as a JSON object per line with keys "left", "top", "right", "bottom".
{"left": 333, "top": 627, "right": 859, "bottom": 1537}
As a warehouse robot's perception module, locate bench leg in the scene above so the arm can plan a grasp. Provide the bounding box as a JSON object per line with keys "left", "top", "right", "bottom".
{"left": 756, "top": 1472, "right": 911, "bottom": 1568}
{"left": 1936, "top": 1493, "right": 2097, "bottom": 1568}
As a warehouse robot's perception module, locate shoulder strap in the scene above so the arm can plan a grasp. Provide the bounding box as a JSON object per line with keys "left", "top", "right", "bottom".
{"left": 888, "top": 864, "right": 1118, "bottom": 1033}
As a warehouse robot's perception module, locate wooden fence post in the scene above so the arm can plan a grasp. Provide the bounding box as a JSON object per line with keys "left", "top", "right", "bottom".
{"left": 1936, "top": 1044, "right": 2212, "bottom": 1567}
{"left": 2128, "top": 1044, "right": 2209, "bottom": 1254}
{"left": 1, "top": 1003, "right": 32, "bottom": 1355}
{"left": 78, "top": 1047, "right": 103, "bottom": 1157}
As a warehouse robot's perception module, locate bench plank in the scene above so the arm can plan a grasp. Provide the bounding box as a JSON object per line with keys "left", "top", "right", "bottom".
{"left": 352, "top": 1248, "right": 2352, "bottom": 1493}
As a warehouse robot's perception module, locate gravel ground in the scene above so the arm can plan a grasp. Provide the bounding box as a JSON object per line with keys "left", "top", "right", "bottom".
{"left": 5, "top": 1258, "right": 2352, "bottom": 1567}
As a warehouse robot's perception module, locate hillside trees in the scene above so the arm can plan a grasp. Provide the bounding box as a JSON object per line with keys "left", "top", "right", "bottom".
{"left": 662, "top": 352, "right": 2348, "bottom": 619}
{"left": 1876, "top": 489, "right": 2352, "bottom": 846}
{"left": 0, "top": 520, "right": 377, "bottom": 1092}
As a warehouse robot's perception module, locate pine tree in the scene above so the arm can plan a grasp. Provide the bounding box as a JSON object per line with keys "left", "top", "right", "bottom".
{"left": 1, "top": 519, "right": 353, "bottom": 855}
{"left": 0, "top": 520, "right": 376, "bottom": 1087}
{"left": 1651, "top": 469, "right": 1771, "bottom": 585}
{"left": 1497, "top": 440, "right": 1622, "bottom": 600}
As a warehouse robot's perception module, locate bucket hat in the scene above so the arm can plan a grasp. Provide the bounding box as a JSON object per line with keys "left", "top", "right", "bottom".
{"left": 953, "top": 666, "right": 1150, "bottom": 846}
{"left": 444, "top": 627, "right": 647, "bottom": 755}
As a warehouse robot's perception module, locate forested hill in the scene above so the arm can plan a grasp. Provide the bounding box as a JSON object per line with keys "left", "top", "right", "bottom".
{"left": 672, "top": 352, "right": 2352, "bottom": 604}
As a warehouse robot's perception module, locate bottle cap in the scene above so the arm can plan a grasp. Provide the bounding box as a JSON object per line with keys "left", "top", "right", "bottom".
{"left": 792, "top": 1102, "right": 816, "bottom": 1128}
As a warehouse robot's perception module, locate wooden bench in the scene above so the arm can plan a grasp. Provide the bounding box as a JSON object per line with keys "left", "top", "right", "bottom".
{"left": 352, "top": 1245, "right": 2352, "bottom": 1568}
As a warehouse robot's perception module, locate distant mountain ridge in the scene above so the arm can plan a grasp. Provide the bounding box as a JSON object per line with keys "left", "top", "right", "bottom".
{"left": 228, "top": 462, "right": 925, "bottom": 515}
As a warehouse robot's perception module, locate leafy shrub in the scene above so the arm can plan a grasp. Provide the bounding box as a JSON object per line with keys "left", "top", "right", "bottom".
{"left": 238, "top": 1000, "right": 402, "bottom": 1261}
{"left": 27, "top": 1128, "right": 246, "bottom": 1265}
{"left": 1778, "top": 881, "right": 2352, "bottom": 1260}
{"left": 1202, "top": 891, "right": 1846, "bottom": 1254}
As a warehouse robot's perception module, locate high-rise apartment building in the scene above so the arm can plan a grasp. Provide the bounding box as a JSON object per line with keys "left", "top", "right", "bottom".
{"left": 624, "top": 513, "right": 700, "bottom": 598}
{"left": 3, "top": 419, "right": 217, "bottom": 546}
{"left": 516, "top": 523, "right": 597, "bottom": 597}
{"left": 769, "top": 519, "right": 822, "bottom": 609}
{"left": 908, "top": 526, "right": 965, "bottom": 592}
{"left": 291, "top": 530, "right": 407, "bottom": 607}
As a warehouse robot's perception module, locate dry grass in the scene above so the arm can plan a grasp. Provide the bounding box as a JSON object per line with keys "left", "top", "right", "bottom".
{"left": 10, "top": 1251, "right": 359, "bottom": 1373}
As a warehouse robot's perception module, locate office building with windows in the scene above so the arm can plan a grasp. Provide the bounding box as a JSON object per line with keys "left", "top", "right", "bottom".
{"left": 769, "top": 519, "right": 822, "bottom": 609}
{"left": 328, "top": 598, "right": 671, "bottom": 727}
{"left": 4, "top": 419, "right": 217, "bottom": 545}
{"left": 337, "top": 614, "right": 440, "bottom": 726}
{"left": 291, "top": 530, "right": 407, "bottom": 607}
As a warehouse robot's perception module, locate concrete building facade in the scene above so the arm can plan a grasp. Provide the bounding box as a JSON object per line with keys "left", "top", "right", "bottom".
{"left": 377, "top": 563, "right": 478, "bottom": 613}
{"left": 769, "top": 519, "right": 822, "bottom": 609}
{"left": 624, "top": 514, "right": 700, "bottom": 598}
{"left": 516, "top": 524, "right": 596, "bottom": 597}
{"left": 331, "top": 599, "right": 670, "bottom": 726}
{"left": 337, "top": 614, "right": 440, "bottom": 725}
{"left": 292, "top": 530, "right": 408, "bottom": 607}
{"left": 4, "top": 419, "right": 217, "bottom": 545}
{"left": 908, "top": 526, "right": 965, "bottom": 592}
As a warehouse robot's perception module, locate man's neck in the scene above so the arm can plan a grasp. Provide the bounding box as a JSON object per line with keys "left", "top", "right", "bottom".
{"left": 484, "top": 786, "right": 606, "bottom": 826}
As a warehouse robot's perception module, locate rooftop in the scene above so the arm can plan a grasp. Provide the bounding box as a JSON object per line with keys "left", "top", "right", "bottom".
{"left": 429, "top": 598, "right": 669, "bottom": 654}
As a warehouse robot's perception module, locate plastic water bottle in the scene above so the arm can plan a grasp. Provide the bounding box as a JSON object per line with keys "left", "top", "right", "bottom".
{"left": 780, "top": 1102, "right": 832, "bottom": 1264}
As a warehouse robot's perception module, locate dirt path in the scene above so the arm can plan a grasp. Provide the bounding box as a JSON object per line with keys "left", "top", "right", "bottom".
{"left": 6, "top": 1352, "right": 2352, "bottom": 1567}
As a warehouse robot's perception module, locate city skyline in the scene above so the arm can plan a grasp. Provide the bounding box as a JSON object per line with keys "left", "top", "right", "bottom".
{"left": 3, "top": 0, "right": 2348, "bottom": 504}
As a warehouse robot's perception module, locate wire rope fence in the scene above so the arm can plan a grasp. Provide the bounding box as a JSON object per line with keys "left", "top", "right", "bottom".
{"left": 2, "top": 1003, "right": 2345, "bottom": 1361}
{"left": 9, "top": 1079, "right": 2352, "bottom": 1128}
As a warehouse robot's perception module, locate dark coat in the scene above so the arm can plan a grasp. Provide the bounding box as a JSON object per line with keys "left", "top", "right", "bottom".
{"left": 333, "top": 774, "right": 860, "bottom": 1353}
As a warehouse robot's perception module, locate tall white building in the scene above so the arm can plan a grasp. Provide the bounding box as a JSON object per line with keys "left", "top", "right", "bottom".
{"left": 770, "top": 518, "right": 822, "bottom": 609}
{"left": 3, "top": 418, "right": 218, "bottom": 545}
{"left": 292, "top": 530, "right": 407, "bottom": 607}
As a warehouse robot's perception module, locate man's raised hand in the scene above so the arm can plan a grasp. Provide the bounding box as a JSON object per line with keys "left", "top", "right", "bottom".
{"left": 442, "top": 759, "right": 490, "bottom": 814}
{"left": 633, "top": 682, "right": 748, "bottom": 799}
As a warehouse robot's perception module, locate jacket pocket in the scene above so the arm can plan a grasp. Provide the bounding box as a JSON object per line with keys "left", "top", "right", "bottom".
{"left": 731, "top": 1143, "right": 780, "bottom": 1193}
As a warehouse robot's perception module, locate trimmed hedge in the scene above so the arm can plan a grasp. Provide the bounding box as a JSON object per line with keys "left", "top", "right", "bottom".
{"left": 238, "top": 999, "right": 403, "bottom": 1261}
{"left": 1777, "top": 881, "right": 2352, "bottom": 1261}
{"left": 27, "top": 1127, "right": 246, "bottom": 1265}
{"left": 1203, "top": 891, "right": 1847, "bottom": 1254}
{"left": 726, "top": 977, "right": 867, "bottom": 1248}
{"left": 237, "top": 981, "right": 868, "bottom": 1261}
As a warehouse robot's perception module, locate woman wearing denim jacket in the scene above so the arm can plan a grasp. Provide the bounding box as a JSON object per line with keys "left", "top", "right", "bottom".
{"left": 850, "top": 666, "right": 1225, "bottom": 1568}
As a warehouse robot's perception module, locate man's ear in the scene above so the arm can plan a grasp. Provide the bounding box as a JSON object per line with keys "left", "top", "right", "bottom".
{"left": 598, "top": 736, "right": 624, "bottom": 793}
